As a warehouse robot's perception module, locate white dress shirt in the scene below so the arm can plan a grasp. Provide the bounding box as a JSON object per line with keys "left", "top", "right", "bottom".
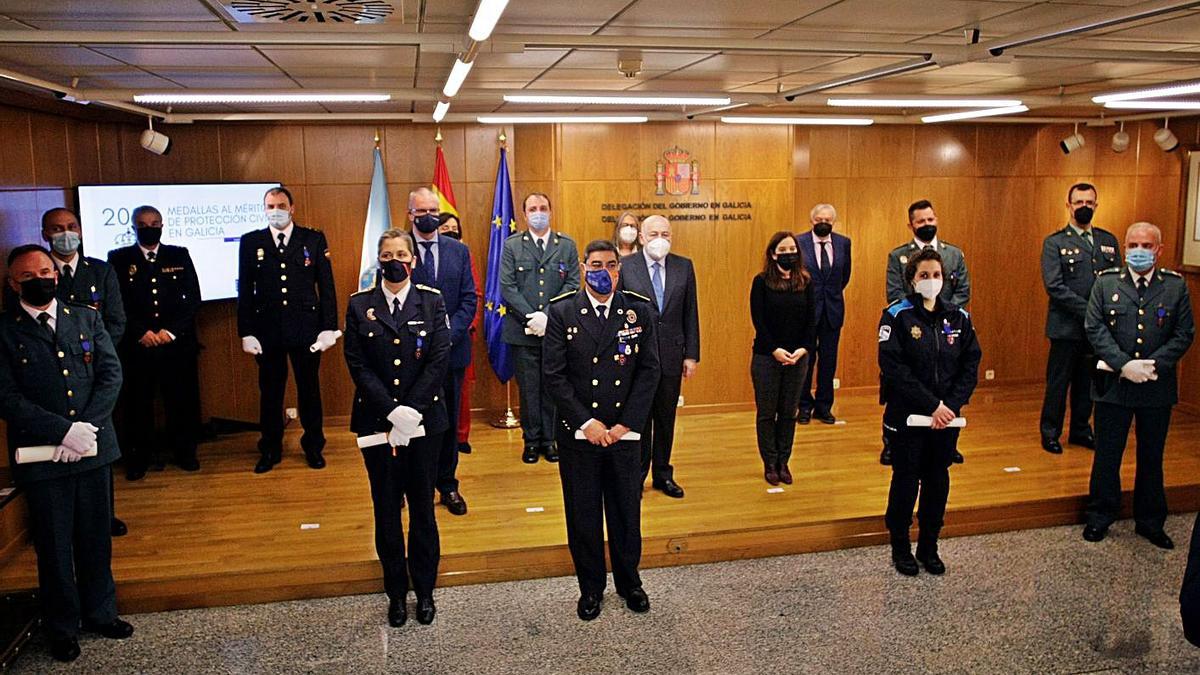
{"left": 382, "top": 280, "right": 413, "bottom": 315}
{"left": 52, "top": 253, "right": 79, "bottom": 278}
{"left": 22, "top": 298, "right": 59, "bottom": 332}
{"left": 643, "top": 248, "right": 667, "bottom": 287}
{"left": 812, "top": 235, "right": 834, "bottom": 269}
{"left": 272, "top": 223, "right": 295, "bottom": 249}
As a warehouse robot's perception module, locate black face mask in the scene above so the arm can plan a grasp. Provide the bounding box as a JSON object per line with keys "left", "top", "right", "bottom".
{"left": 19, "top": 277, "right": 57, "bottom": 307}
{"left": 914, "top": 225, "right": 937, "bottom": 243}
{"left": 1073, "top": 206, "right": 1094, "bottom": 226}
{"left": 136, "top": 226, "right": 163, "bottom": 247}
{"left": 775, "top": 253, "right": 800, "bottom": 270}
{"left": 441, "top": 229, "right": 461, "bottom": 241}
{"left": 413, "top": 214, "right": 440, "bottom": 234}
{"left": 813, "top": 221, "right": 833, "bottom": 238}
{"left": 380, "top": 259, "right": 411, "bottom": 284}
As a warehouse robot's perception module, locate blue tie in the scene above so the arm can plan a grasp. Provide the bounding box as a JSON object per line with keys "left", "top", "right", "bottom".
{"left": 651, "top": 262, "right": 664, "bottom": 311}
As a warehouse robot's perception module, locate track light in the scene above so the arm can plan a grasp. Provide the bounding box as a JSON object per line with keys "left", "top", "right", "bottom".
{"left": 1111, "top": 122, "right": 1130, "bottom": 153}
{"left": 1060, "top": 123, "right": 1084, "bottom": 155}
{"left": 468, "top": 0, "right": 510, "bottom": 42}
{"left": 139, "top": 117, "right": 170, "bottom": 155}
{"left": 433, "top": 101, "right": 450, "bottom": 123}
{"left": 443, "top": 58, "right": 473, "bottom": 98}
{"left": 1155, "top": 120, "right": 1179, "bottom": 152}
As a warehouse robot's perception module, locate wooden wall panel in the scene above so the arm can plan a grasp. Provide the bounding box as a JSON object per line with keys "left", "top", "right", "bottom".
{"left": 301, "top": 125, "right": 376, "bottom": 185}
{"left": 1036, "top": 123, "right": 1098, "bottom": 177}
{"left": 714, "top": 123, "right": 790, "bottom": 180}
{"left": 914, "top": 125, "right": 977, "bottom": 178}
{"left": 0, "top": 106, "right": 34, "bottom": 189}
{"left": 66, "top": 120, "right": 102, "bottom": 186}
{"left": 29, "top": 113, "right": 70, "bottom": 189}
{"left": 120, "top": 124, "right": 223, "bottom": 184}
{"left": 803, "top": 127, "right": 850, "bottom": 178}
{"left": 559, "top": 124, "right": 641, "bottom": 182}
{"left": 219, "top": 125, "right": 306, "bottom": 185}
{"left": 977, "top": 125, "right": 1037, "bottom": 177}
{"left": 850, "top": 125, "right": 915, "bottom": 178}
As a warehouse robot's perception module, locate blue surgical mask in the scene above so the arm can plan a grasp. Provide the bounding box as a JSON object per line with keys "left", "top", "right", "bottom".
{"left": 266, "top": 209, "right": 291, "bottom": 229}
{"left": 527, "top": 212, "right": 550, "bottom": 232}
{"left": 585, "top": 268, "right": 613, "bottom": 295}
{"left": 50, "top": 230, "right": 81, "bottom": 256}
{"left": 1126, "top": 247, "right": 1155, "bottom": 272}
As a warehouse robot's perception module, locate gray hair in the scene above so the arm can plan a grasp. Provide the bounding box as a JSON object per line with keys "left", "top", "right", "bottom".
{"left": 810, "top": 203, "right": 837, "bottom": 221}
{"left": 1125, "top": 221, "right": 1162, "bottom": 244}
{"left": 641, "top": 214, "right": 670, "bottom": 232}
{"left": 408, "top": 186, "right": 438, "bottom": 208}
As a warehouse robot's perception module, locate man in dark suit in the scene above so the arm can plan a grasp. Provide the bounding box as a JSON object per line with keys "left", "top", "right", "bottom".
{"left": 408, "top": 188, "right": 477, "bottom": 516}
{"left": 237, "top": 186, "right": 339, "bottom": 473}
{"left": 617, "top": 214, "right": 696, "bottom": 499}
{"left": 108, "top": 205, "right": 203, "bottom": 478}
{"left": 798, "top": 203, "right": 852, "bottom": 425}
{"left": 543, "top": 239, "right": 660, "bottom": 621}
{"left": 1184, "top": 511, "right": 1200, "bottom": 647}
{"left": 0, "top": 245, "right": 134, "bottom": 663}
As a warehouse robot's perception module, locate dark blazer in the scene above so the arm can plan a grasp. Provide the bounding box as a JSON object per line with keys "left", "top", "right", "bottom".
{"left": 618, "top": 251, "right": 700, "bottom": 376}
{"left": 410, "top": 234, "right": 478, "bottom": 370}
{"left": 1183, "top": 511, "right": 1200, "bottom": 647}
{"left": 237, "top": 225, "right": 338, "bottom": 348}
{"left": 0, "top": 301, "right": 123, "bottom": 484}
{"left": 499, "top": 230, "right": 580, "bottom": 346}
{"left": 54, "top": 254, "right": 126, "bottom": 345}
{"left": 107, "top": 244, "right": 202, "bottom": 349}
{"left": 1041, "top": 225, "right": 1120, "bottom": 341}
{"left": 797, "top": 230, "right": 852, "bottom": 329}
{"left": 887, "top": 240, "right": 970, "bottom": 308}
{"left": 343, "top": 284, "right": 451, "bottom": 439}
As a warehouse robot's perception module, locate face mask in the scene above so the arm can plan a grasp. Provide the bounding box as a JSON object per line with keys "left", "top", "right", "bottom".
{"left": 1073, "top": 206, "right": 1094, "bottom": 226}
{"left": 19, "top": 276, "right": 57, "bottom": 307}
{"left": 441, "top": 229, "right": 461, "bottom": 241}
{"left": 644, "top": 237, "right": 671, "bottom": 261}
{"left": 585, "top": 268, "right": 613, "bottom": 295}
{"left": 1125, "top": 247, "right": 1156, "bottom": 272}
{"left": 380, "top": 259, "right": 411, "bottom": 284}
{"left": 266, "top": 209, "right": 291, "bottom": 229}
{"left": 914, "top": 225, "right": 937, "bottom": 243}
{"left": 813, "top": 221, "right": 833, "bottom": 238}
{"left": 50, "top": 231, "right": 81, "bottom": 256}
{"left": 618, "top": 226, "right": 638, "bottom": 245}
{"left": 775, "top": 252, "right": 799, "bottom": 271}
{"left": 915, "top": 278, "right": 943, "bottom": 300}
{"left": 413, "top": 214, "right": 439, "bottom": 234}
{"left": 527, "top": 212, "right": 551, "bottom": 232}
{"left": 136, "top": 226, "right": 163, "bottom": 247}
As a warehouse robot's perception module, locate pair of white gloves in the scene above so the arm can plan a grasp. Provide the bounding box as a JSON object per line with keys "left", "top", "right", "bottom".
{"left": 53, "top": 421, "right": 99, "bottom": 463}
{"left": 1120, "top": 359, "right": 1158, "bottom": 384}
{"left": 242, "top": 330, "right": 342, "bottom": 356}
{"left": 387, "top": 405, "right": 423, "bottom": 448}
{"left": 524, "top": 311, "right": 549, "bottom": 337}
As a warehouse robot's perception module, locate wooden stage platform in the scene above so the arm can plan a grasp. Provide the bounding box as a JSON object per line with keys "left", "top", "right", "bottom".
{"left": 1, "top": 384, "right": 1199, "bottom": 614}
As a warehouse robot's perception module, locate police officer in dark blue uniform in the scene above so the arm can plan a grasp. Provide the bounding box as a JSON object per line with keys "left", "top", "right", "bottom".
{"left": 877, "top": 247, "right": 982, "bottom": 577}
{"left": 344, "top": 229, "right": 450, "bottom": 628}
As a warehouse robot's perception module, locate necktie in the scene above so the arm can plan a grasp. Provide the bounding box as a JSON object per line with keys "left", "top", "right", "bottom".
{"left": 595, "top": 304, "right": 607, "bottom": 329}
{"left": 651, "top": 262, "right": 665, "bottom": 311}
{"left": 1081, "top": 230, "right": 1093, "bottom": 251}
{"left": 922, "top": 244, "right": 934, "bottom": 253}
{"left": 392, "top": 297, "right": 402, "bottom": 316}
{"left": 147, "top": 251, "right": 157, "bottom": 263}
{"left": 420, "top": 242, "right": 435, "bottom": 278}
{"left": 1137, "top": 277, "right": 1148, "bottom": 298}
{"left": 820, "top": 241, "right": 831, "bottom": 271}
{"left": 61, "top": 264, "right": 73, "bottom": 286}
{"left": 537, "top": 238, "right": 546, "bottom": 257}
{"left": 37, "top": 312, "right": 54, "bottom": 340}
{"left": 277, "top": 232, "right": 286, "bottom": 256}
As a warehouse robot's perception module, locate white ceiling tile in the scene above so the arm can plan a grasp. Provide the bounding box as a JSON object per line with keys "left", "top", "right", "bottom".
{"left": 90, "top": 46, "right": 272, "bottom": 68}
{"left": 553, "top": 50, "right": 715, "bottom": 71}
{"left": 1, "top": 0, "right": 217, "bottom": 21}
{"left": 259, "top": 46, "right": 419, "bottom": 69}
{"left": 795, "top": 0, "right": 1036, "bottom": 36}
{"left": 609, "top": 0, "right": 835, "bottom": 31}
{"left": 0, "top": 46, "right": 126, "bottom": 67}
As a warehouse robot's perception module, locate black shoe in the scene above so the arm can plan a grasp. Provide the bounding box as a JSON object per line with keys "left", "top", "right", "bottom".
{"left": 82, "top": 617, "right": 134, "bottom": 640}
{"left": 951, "top": 450, "right": 964, "bottom": 464}
{"left": 458, "top": 442, "right": 472, "bottom": 454}
{"left": 440, "top": 491, "right": 468, "bottom": 516}
{"left": 1135, "top": 525, "right": 1174, "bottom": 550}
{"left": 49, "top": 634, "right": 80, "bottom": 663}
{"left": 891, "top": 540, "right": 919, "bottom": 576}
{"left": 126, "top": 466, "right": 147, "bottom": 481}
{"left": 254, "top": 455, "right": 279, "bottom": 474}
{"left": 798, "top": 409, "right": 812, "bottom": 425}
{"left": 1068, "top": 431, "right": 1095, "bottom": 449}
{"left": 522, "top": 444, "right": 540, "bottom": 464}
{"left": 542, "top": 443, "right": 559, "bottom": 463}
{"left": 618, "top": 587, "right": 650, "bottom": 613}
{"left": 879, "top": 447, "right": 892, "bottom": 466}
{"left": 150, "top": 460, "right": 166, "bottom": 472}
{"left": 388, "top": 598, "right": 407, "bottom": 627}
{"left": 577, "top": 593, "right": 602, "bottom": 621}
{"left": 110, "top": 517, "right": 128, "bottom": 538}
{"left": 176, "top": 456, "right": 200, "bottom": 472}
{"left": 1082, "top": 524, "right": 1108, "bottom": 542}
{"left": 653, "top": 479, "right": 685, "bottom": 499}
{"left": 816, "top": 412, "right": 837, "bottom": 425}
{"left": 1041, "top": 436, "right": 1063, "bottom": 454}
{"left": 305, "top": 452, "right": 326, "bottom": 470}
{"left": 416, "top": 596, "right": 436, "bottom": 625}
{"left": 915, "top": 544, "right": 945, "bottom": 575}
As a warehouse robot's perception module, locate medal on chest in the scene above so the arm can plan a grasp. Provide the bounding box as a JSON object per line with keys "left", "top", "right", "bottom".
{"left": 910, "top": 325, "right": 922, "bottom": 340}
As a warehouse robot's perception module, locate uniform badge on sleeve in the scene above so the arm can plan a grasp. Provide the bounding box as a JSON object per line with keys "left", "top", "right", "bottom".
{"left": 878, "top": 325, "right": 892, "bottom": 342}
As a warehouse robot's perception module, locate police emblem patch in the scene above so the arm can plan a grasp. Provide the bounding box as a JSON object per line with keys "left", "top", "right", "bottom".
{"left": 878, "top": 325, "right": 892, "bottom": 342}
{"left": 910, "top": 325, "right": 922, "bottom": 339}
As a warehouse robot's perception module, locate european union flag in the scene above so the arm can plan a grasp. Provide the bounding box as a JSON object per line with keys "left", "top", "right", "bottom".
{"left": 484, "top": 146, "right": 516, "bottom": 383}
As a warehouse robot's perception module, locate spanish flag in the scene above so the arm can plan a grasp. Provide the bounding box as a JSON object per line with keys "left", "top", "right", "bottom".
{"left": 432, "top": 145, "right": 459, "bottom": 218}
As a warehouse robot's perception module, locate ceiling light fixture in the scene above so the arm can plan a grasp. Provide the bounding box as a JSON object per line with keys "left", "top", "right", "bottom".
{"left": 443, "top": 58, "right": 474, "bottom": 98}
{"left": 133, "top": 93, "right": 391, "bottom": 104}
{"left": 477, "top": 115, "right": 649, "bottom": 124}
{"left": 1093, "top": 80, "right": 1200, "bottom": 103}
{"left": 433, "top": 101, "right": 450, "bottom": 123}
{"left": 720, "top": 116, "right": 874, "bottom": 126}
{"left": 1155, "top": 119, "right": 1180, "bottom": 152}
{"left": 1111, "top": 121, "right": 1130, "bottom": 153}
{"left": 828, "top": 98, "right": 1023, "bottom": 108}
{"left": 1060, "top": 123, "right": 1085, "bottom": 155}
{"left": 1103, "top": 100, "right": 1200, "bottom": 110}
{"left": 920, "top": 104, "right": 1029, "bottom": 123}
{"left": 468, "top": 0, "right": 511, "bottom": 42}
{"left": 503, "top": 94, "right": 732, "bottom": 106}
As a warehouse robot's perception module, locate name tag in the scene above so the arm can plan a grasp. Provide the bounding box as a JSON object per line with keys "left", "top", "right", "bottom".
{"left": 161, "top": 266, "right": 185, "bottom": 273}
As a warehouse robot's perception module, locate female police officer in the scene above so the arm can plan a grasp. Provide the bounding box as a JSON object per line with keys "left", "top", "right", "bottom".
{"left": 344, "top": 229, "right": 450, "bottom": 626}
{"left": 877, "top": 247, "right": 981, "bottom": 577}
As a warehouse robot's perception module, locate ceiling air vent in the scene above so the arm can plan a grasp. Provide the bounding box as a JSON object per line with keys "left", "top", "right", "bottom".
{"left": 223, "top": 0, "right": 401, "bottom": 24}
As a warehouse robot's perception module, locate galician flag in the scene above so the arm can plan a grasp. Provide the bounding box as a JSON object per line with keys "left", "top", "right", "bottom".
{"left": 357, "top": 145, "right": 392, "bottom": 291}
{"left": 432, "top": 145, "right": 459, "bottom": 218}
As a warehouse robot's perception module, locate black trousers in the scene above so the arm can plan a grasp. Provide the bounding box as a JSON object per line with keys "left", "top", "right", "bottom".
{"left": 1039, "top": 338, "right": 1096, "bottom": 439}
{"left": 800, "top": 315, "right": 842, "bottom": 416}
{"left": 256, "top": 343, "right": 324, "bottom": 458}
{"left": 437, "top": 367, "right": 466, "bottom": 495}
{"left": 1086, "top": 402, "right": 1171, "bottom": 531}
{"left": 361, "top": 435, "right": 441, "bottom": 600}
{"left": 751, "top": 353, "right": 807, "bottom": 467}
{"left": 24, "top": 464, "right": 118, "bottom": 637}
{"left": 558, "top": 438, "right": 643, "bottom": 596}
{"left": 120, "top": 341, "right": 201, "bottom": 469}
{"left": 640, "top": 369, "right": 681, "bottom": 484}
{"left": 513, "top": 344, "right": 555, "bottom": 446}
{"left": 884, "top": 426, "right": 957, "bottom": 542}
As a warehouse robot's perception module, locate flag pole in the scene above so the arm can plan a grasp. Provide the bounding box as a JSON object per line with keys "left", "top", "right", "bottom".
{"left": 491, "top": 126, "right": 521, "bottom": 429}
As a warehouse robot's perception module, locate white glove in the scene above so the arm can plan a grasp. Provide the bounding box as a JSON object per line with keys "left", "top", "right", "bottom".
{"left": 242, "top": 336, "right": 263, "bottom": 355}
{"left": 525, "top": 311, "right": 548, "bottom": 337}
{"left": 388, "top": 426, "right": 412, "bottom": 448}
{"left": 61, "top": 421, "right": 98, "bottom": 455}
{"left": 387, "top": 405, "right": 423, "bottom": 435}
{"left": 1120, "top": 359, "right": 1157, "bottom": 384}
{"left": 51, "top": 445, "right": 85, "bottom": 463}
{"left": 309, "top": 329, "right": 342, "bottom": 353}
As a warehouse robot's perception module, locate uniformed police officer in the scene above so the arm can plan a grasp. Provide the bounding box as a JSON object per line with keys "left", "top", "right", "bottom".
{"left": 543, "top": 239, "right": 661, "bottom": 621}
{"left": 237, "top": 186, "right": 340, "bottom": 473}
{"left": 500, "top": 192, "right": 580, "bottom": 464}
{"left": 1039, "top": 183, "right": 1120, "bottom": 454}
{"left": 0, "top": 245, "right": 134, "bottom": 663}
{"left": 1082, "top": 222, "right": 1194, "bottom": 549}
{"left": 878, "top": 247, "right": 981, "bottom": 577}
{"left": 108, "top": 205, "right": 203, "bottom": 478}
{"left": 343, "top": 229, "right": 450, "bottom": 628}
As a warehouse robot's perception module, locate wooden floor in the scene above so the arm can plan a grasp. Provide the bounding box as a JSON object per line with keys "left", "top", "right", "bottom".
{"left": 1, "top": 383, "right": 1199, "bottom": 614}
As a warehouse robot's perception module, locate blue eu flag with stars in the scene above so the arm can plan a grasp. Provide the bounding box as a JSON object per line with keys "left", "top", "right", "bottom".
{"left": 484, "top": 146, "right": 516, "bottom": 383}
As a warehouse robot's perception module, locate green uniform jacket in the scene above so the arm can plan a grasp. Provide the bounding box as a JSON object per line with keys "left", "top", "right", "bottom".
{"left": 55, "top": 254, "right": 126, "bottom": 345}
{"left": 886, "top": 240, "right": 970, "bottom": 307}
{"left": 499, "top": 230, "right": 580, "bottom": 346}
{"left": 1040, "top": 225, "right": 1120, "bottom": 341}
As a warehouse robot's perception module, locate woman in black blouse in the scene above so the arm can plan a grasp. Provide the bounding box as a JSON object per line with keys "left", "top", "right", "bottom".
{"left": 750, "top": 231, "right": 816, "bottom": 485}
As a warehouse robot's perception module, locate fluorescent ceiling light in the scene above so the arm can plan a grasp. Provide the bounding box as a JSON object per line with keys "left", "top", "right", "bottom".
{"left": 1103, "top": 100, "right": 1200, "bottom": 110}
{"left": 503, "top": 94, "right": 731, "bottom": 106}
{"left": 443, "top": 58, "right": 473, "bottom": 98}
{"left": 828, "top": 98, "right": 1022, "bottom": 108}
{"left": 921, "top": 105, "right": 1029, "bottom": 123}
{"left": 478, "top": 115, "right": 648, "bottom": 124}
{"left": 133, "top": 93, "right": 390, "bottom": 104}
{"left": 720, "top": 116, "right": 874, "bottom": 126}
{"left": 1092, "top": 80, "right": 1200, "bottom": 103}
{"left": 433, "top": 101, "right": 450, "bottom": 122}
{"left": 468, "top": 0, "right": 510, "bottom": 41}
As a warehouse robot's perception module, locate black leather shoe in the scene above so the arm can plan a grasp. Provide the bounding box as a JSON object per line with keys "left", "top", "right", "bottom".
{"left": 254, "top": 455, "right": 278, "bottom": 474}
{"left": 1135, "top": 525, "right": 1174, "bottom": 550}
{"left": 49, "top": 634, "right": 80, "bottom": 662}
{"left": 951, "top": 450, "right": 964, "bottom": 464}
{"left": 798, "top": 409, "right": 812, "bottom": 425}
{"left": 176, "top": 456, "right": 200, "bottom": 472}
{"left": 915, "top": 545, "right": 945, "bottom": 575}
{"left": 416, "top": 596, "right": 436, "bottom": 625}
{"left": 653, "top": 479, "right": 685, "bottom": 499}
{"left": 440, "top": 491, "right": 468, "bottom": 516}
{"left": 1041, "top": 436, "right": 1063, "bottom": 454}
{"left": 522, "top": 445, "right": 540, "bottom": 464}
{"left": 577, "top": 593, "right": 602, "bottom": 621}
{"left": 1082, "top": 524, "right": 1107, "bottom": 542}
{"left": 110, "top": 517, "right": 128, "bottom": 537}
{"left": 542, "top": 443, "right": 559, "bottom": 463}
{"left": 305, "top": 452, "right": 326, "bottom": 470}
{"left": 618, "top": 587, "right": 650, "bottom": 613}
{"left": 816, "top": 412, "right": 837, "bottom": 425}
{"left": 879, "top": 447, "right": 892, "bottom": 466}
{"left": 388, "top": 598, "right": 407, "bottom": 627}
{"left": 1068, "top": 431, "right": 1095, "bottom": 449}
{"left": 126, "top": 466, "right": 146, "bottom": 481}
{"left": 458, "top": 442, "right": 472, "bottom": 454}
{"left": 82, "top": 617, "right": 134, "bottom": 639}
{"left": 892, "top": 548, "right": 919, "bottom": 576}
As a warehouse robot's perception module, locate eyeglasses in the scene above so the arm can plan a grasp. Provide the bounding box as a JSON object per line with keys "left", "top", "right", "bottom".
{"left": 409, "top": 208, "right": 440, "bottom": 217}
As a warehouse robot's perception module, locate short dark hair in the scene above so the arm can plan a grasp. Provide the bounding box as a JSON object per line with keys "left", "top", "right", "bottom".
{"left": 1067, "top": 182, "right": 1097, "bottom": 202}
{"left": 907, "top": 200, "right": 934, "bottom": 222}
{"left": 7, "top": 243, "right": 52, "bottom": 268}
{"left": 265, "top": 186, "right": 294, "bottom": 205}
{"left": 584, "top": 239, "right": 618, "bottom": 259}
{"left": 904, "top": 247, "right": 944, "bottom": 285}
{"left": 41, "top": 207, "right": 77, "bottom": 230}
{"left": 523, "top": 192, "right": 552, "bottom": 211}
{"left": 131, "top": 205, "right": 162, "bottom": 223}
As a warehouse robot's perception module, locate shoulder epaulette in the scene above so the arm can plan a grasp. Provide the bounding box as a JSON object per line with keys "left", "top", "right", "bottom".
{"left": 622, "top": 289, "right": 652, "bottom": 303}
{"left": 1098, "top": 268, "right": 1121, "bottom": 276}
{"left": 63, "top": 301, "right": 97, "bottom": 315}
{"left": 415, "top": 283, "right": 441, "bottom": 295}
{"left": 555, "top": 231, "right": 574, "bottom": 240}
{"left": 886, "top": 298, "right": 913, "bottom": 317}
{"left": 889, "top": 243, "right": 911, "bottom": 254}
{"left": 350, "top": 287, "right": 374, "bottom": 297}
{"left": 550, "top": 290, "right": 575, "bottom": 303}
{"left": 505, "top": 231, "right": 524, "bottom": 241}
{"left": 1162, "top": 269, "right": 1182, "bottom": 278}
{"left": 959, "top": 307, "right": 970, "bottom": 318}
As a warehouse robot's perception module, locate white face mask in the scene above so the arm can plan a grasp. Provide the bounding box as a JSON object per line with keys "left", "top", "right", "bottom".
{"left": 618, "top": 226, "right": 638, "bottom": 245}
{"left": 644, "top": 237, "right": 671, "bottom": 261}
{"left": 266, "top": 209, "right": 292, "bottom": 230}
{"left": 915, "top": 278, "right": 943, "bottom": 301}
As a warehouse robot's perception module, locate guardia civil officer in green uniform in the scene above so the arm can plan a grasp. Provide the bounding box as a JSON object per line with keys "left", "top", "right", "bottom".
{"left": 499, "top": 192, "right": 580, "bottom": 464}
{"left": 0, "top": 245, "right": 133, "bottom": 663}
{"left": 1082, "top": 222, "right": 1194, "bottom": 549}
{"left": 1039, "top": 182, "right": 1120, "bottom": 454}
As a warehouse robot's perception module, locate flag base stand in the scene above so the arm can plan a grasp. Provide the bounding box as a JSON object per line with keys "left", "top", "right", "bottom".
{"left": 490, "top": 382, "right": 522, "bottom": 429}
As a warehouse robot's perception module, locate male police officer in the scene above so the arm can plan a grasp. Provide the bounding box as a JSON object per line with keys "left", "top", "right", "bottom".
{"left": 238, "top": 187, "right": 339, "bottom": 473}
{"left": 1082, "top": 222, "right": 1194, "bottom": 549}
{"left": 543, "top": 239, "right": 660, "bottom": 621}
{"left": 0, "top": 245, "right": 133, "bottom": 663}
{"left": 1039, "top": 183, "right": 1120, "bottom": 454}
{"left": 500, "top": 193, "right": 580, "bottom": 464}
{"left": 108, "top": 205, "right": 203, "bottom": 478}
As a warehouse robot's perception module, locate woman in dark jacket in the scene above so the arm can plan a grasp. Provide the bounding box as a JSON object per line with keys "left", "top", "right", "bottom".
{"left": 750, "top": 231, "right": 816, "bottom": 486}
{"left": 877, "top": 247, "right": 981, "bottom": 577}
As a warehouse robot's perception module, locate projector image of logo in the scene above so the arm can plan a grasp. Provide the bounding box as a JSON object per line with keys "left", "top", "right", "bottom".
{"left": 114, "top": 230, "right": 135, "bottom": 247}
{"left": 655, "top": 146, "right": 700, "bottom": 197}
